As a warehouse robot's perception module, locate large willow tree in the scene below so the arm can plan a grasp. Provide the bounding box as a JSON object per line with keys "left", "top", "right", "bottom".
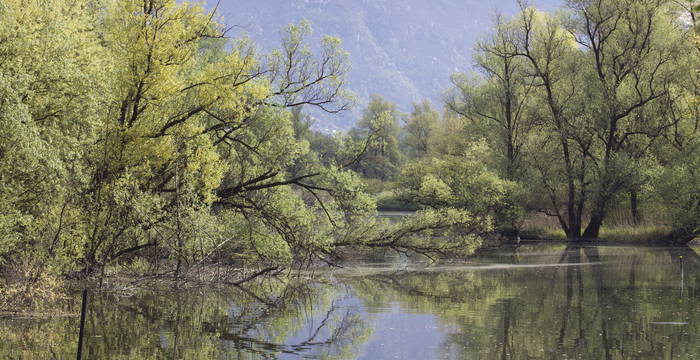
{"left": 448, "top": 0, "right": 695, "bottom": 240}
{"left": 0, "top": 0, "right": 488, "bottom": 303}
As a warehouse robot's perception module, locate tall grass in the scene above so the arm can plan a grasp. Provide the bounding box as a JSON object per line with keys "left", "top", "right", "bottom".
{"left": 598, "top": 225, "right": 672, "bottom": 243}
{"left": 520, "top": 203, "right": 673, "bottom": 242}
{"left": 520, "top": 213, "right": 566, "bottom": 240}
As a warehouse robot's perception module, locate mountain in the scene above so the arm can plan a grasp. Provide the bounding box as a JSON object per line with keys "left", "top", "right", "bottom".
{"left": 210, "top": 0, "right": 562, "bottom": 130}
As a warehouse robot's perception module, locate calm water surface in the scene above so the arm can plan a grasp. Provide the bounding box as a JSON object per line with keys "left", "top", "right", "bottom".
{"left": 1, "top": 244, "right": 698, "bottom": 359}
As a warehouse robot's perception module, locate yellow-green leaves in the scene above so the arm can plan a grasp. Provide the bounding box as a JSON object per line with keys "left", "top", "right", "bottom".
{"left": 0, "top": 0, "right": 496, "bottom": 293}
{"left": 0, "top": 0, "right": 107, "bottom": 258}
{"left": 399, "top": 141, "right": 519, "bottom": 223}
{"left": 267, "top": 20, "right": 353, "bottom": 112}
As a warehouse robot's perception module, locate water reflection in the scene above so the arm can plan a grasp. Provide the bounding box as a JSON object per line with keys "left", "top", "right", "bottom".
{"left": 0, "top": 245, "right": 698, "bottom": 359}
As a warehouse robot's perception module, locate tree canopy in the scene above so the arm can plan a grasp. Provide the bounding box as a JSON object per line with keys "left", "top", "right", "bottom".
{"left": 0, "top": 0, "right": 490, "bottom": 306}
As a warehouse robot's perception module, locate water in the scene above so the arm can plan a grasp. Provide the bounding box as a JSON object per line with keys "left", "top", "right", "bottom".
{"left": 1, "top": 244, "right": 698, "bottom": 359}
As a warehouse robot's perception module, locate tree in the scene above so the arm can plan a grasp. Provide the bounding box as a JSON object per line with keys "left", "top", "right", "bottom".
{"left": 653, "top": 2, "right": 700, "bottom": 240}
{"left": 400, "top": 100, "right": 439, "bottom": 160}
{"left": 0, "top": 0, "right": 494, "bottom": 303}
{"left": 447, "top": 14, "right": 536, "bottom": 181}
{"left": 0, "top": 0, "right": 108, "bottom": 275}
{"left": 397, "top": 140, "right": 521, "bottom": 232}
{"left": 564, "top": 0, "right": 687, "bottom": 238}
{"left": 348, "top": 95, "right": 403, "bottom": 180}
{"left": 74, "top": 1, "right": 369, "bottom": 276}
{"left": 490, "top": 0, "right": 687, "bottom": 239}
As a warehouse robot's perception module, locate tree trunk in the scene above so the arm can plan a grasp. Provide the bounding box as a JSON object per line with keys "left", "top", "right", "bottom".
{"left": 565, "top": 200, "right": 583, "bottom": 240}
{"left": 630, "top": 190, "right": 640, "bottom": 225}
{"left": 583, "top": 186, "right": 609, "bottom": 240}
{"left": 174, "top": 161, "right": 183, "bottom": 284}
{"left": 582, "top": 213, "right": 603, "bottom": 239}
{"left": 566, "top": 222, "right": 582, "bottom": 240}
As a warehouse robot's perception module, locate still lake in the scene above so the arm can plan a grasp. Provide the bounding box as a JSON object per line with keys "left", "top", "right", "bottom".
{"left": 1, "top": 244, "right": 698, "bottom": 359}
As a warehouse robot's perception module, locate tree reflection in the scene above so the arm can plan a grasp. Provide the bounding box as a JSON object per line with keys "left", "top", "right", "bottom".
{"left": 345, "top": 245, "right": 700, "bottom": 359}
{"left": 0, "top": 245, "right": 698, "bottom": 359}
{"left": 0, "top": 280, "right": 372, "bottom": 359}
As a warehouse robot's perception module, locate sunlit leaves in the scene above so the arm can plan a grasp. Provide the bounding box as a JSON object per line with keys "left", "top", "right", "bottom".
{"left": 0, "top": 0, "right": 497, "bottom": 298}
{"left": 398, "top": 141, "right": 520, "bottom": 229}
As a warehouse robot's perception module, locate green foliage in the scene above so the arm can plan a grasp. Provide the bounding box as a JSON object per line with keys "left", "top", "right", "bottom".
{"left": 348, "top": 95, "right": 403, "bottom": 180}
{"left": 440, "top": 0, "right": 699, "bottom": 240}
{"left": 334, "top": 208, "right": 490, "bottom": 259}
{"left": 0, "top": 0, "right": 496, "bottom": 309}
{"left": 397, "top": 141, "right": 522, "bottom": 230}
{"left": 400, "top": 100, "right": 439, "bottom": 160}
{"left": 0, "top": 0, "right": 108, "bottom": 276}
{"left": 657, "top": 138, "right": 700, "bottom": 235}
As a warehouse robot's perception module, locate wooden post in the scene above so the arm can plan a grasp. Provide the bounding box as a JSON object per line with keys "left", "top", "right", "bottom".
{"left": 680, "top": 256, "right": 684, "bottom": 297}
{"left": 77, "top": 289, "right": 88, "bottom": 360}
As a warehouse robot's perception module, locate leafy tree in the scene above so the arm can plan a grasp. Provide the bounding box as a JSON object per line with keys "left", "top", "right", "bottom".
{"left": 447, "top": 14, "right": 536, "bottom": 181}
{"left": 348, "top": 95, "right": 403, "bottom": 180}
{"left": 653, "top": 3, "right": 700, "bottom": 240}
{"left": 0, "top": 0, "right": 493, "bottom": 305}
{"left": 484, "top": 0, "right": 689, "bottom": 239}
{"left": 563, "top": 0, "right": 688, "bottom": 238}
{"left": 0, "top": 0, "right": 108, "bottom": 287}
{"left": 397, "top": 141, "right": 521, "bottom": 231}
{"left": 400, "top": 100, "right": 440, "bottom": 160}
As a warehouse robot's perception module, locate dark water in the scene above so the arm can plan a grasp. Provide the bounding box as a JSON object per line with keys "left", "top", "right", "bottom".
{"left": 1, "top": 244, "right": 699, "bottom": 359}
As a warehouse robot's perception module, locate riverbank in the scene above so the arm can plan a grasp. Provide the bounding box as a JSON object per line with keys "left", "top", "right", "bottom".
{"left": 520, "top": 225, "right": 674, "bottom": 243}
{"left": 2, "top": 215, "right": 696, "bottom": 317}
{"left": 517, "top": 209, "right": 690, "bottom": 244}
